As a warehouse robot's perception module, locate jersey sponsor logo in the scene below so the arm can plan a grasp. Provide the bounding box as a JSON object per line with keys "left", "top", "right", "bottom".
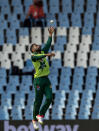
{"left": 4, "top": 121, "right": 80, "bottom": 131}
{"left": 39, "top": 59, "right": 46, "bottom": 70}
{"left": 37, "top": 85, "right": 40, "bottom": 90}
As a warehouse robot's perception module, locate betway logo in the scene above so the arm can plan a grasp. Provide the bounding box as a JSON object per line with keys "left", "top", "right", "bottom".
{"left": 4, "top": 121, "right": 79, "bottom": 131}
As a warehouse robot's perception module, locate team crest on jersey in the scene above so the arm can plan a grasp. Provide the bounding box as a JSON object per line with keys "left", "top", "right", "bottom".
{"left": 37, "top": 85, "right": 40, "bottom": 90}
{"left": 39, "top": 59, "right": 46, "bottom": 70}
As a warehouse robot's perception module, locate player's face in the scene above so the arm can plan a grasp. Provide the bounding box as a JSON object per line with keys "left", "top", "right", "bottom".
{"left": 32, "top": 44, "right": 41, "bottom": 52}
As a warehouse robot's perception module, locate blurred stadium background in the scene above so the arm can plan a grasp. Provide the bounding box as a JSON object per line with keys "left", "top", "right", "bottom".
{"left": 0, "top": 0, "right": 99, "bottom": 121}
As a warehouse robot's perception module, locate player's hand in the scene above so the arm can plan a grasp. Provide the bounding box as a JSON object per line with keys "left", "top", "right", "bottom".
{"left": 50, "top": 52, "right": 55, "bottom": 57}
{"left": 46, "top": 52, "right": 55, "bottom": 57}
{"left": 48, "top": 27, "right": 54, "bottom": 36}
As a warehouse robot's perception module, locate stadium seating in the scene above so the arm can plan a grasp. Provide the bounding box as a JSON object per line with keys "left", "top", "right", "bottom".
{"left": 0, "top": 105, "right": 9, "bottom": 120}
{"left": 25, "top": 105, "right": 33, "bottom": 120}
{"left": 71, "top": 13, "right": 82, "bottom": 27}
{"left": 58, "top": 13, "right": 69, "bottom": 27}
{"left": 11, "top": 105, "right": 22, "bottom": 120}
{"left": 74, "top": 0, "right": 84, "bottom": 13}
{"left": 62, "top": 0, "right": 72, "bottom": 13}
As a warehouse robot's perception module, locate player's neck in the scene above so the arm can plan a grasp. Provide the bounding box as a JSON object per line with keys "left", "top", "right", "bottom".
{"left": 38, "top": 51, "right": 41, "bottom": 53}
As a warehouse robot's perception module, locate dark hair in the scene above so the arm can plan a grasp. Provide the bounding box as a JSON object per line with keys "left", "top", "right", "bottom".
{"left": 30, "top": 44, "right": 36, "bottom": 53}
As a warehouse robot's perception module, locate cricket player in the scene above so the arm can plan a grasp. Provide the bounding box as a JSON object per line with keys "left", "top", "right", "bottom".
{"left": 30, "top": 27, "right": 55, "bottom": 129}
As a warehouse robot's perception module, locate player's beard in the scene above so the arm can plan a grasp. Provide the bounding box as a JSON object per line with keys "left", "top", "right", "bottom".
{"left": 36, "top": 46, "right": 41, "bottom": 53}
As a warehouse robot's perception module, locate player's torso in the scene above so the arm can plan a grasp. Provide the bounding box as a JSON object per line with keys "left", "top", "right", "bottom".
{"left": 32, "top": 51, "right": 50, "bottom": 78}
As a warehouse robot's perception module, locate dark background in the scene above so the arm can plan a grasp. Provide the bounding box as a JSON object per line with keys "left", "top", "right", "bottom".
{"left": 1, "top": 120, "right": 99, "bottom": 131}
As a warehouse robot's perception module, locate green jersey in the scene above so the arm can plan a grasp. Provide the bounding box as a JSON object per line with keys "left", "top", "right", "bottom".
{"left": 31, "top": 37, "right": 52, "bottom": 78}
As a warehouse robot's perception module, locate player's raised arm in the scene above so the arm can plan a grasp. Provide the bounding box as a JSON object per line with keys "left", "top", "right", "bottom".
{"left": 42, "top": 27, "right": 54, "bottom": 53}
